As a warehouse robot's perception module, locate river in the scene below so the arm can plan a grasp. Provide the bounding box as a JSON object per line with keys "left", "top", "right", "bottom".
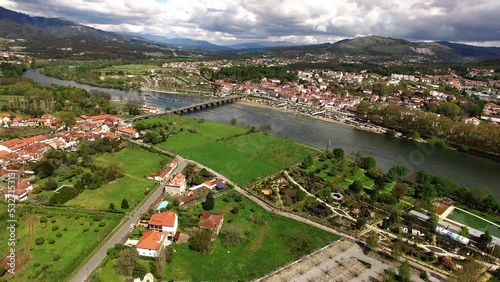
{"left": 22, "top": 69, "right": 211, "bottom": 110}
{"left": 23, "top": 69, "right": 500, "bottom": 196}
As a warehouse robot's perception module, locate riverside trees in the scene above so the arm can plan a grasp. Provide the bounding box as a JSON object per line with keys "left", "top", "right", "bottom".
{"left": 357, "top": 101, "right": 500, "bottom": 156}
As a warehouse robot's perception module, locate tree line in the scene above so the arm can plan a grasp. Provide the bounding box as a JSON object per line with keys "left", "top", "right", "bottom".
{"left": 356, "top": 101, "right": 500, "bottom": 157}
{"left": 214, "top": 65, "right": 297, "bottom": 83}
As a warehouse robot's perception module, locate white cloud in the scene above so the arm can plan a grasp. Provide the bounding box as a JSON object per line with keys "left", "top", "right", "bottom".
{"left": 0, "top": 0, "right": 499, "bottom": 45}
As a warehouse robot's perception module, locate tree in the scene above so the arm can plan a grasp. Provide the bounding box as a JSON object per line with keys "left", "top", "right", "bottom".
{"left": 189, "top": 228, "right": 213, "bottom": 253}
{"left": 366, "top": 234, "right": 379, "bottom": 253}
{"left": 398, "top": 261, "right": 411, "bottom": 282}
{"left": 43, "top": 178, "right": 58, "bottom": 191}
{"left": 356, "top": 217, "right": 367, "bottom": 230}
{"left": 121, "top": 198, "right": 129, "bottom": 209}
{"left": 108, "top": 203, "right": 115, "bottom": 211}
{"left": 116, "top": 247, "right": 138, "bottom": 276}
{"left": 153, "top": 247, "right": 166, "bottom": 280}
{"left": 391, "top": 241, "right": 403, "bottom": 260}
{"left": 132, "top": 262, "right": 148, "bottom": 278}
{"left": 360, "top": 156, "right": 376, "bottom": 170}
{"left": 448, "top": 259, "right": 484, "bottom": 282}
{"left": 439, "top": 102, "right": 461, "bottom": 120}
{"left": 430, "top": 213, "right": 439, "bottom": 227}
{"left": 58, "top": 111, "right": 76, "bottom": 129}
{"left": 420, "top": 270, "right": 428, "bottom": 280}
{"left": 479, "top": 230, "right": 493, "bottom": 248}
{"left": 302, "top": 155, "right": 313, "bottom": 168}
{"left": 332, "top": 148, "right": 344, "bottom": 159}
{"left": 460, "top": 226, "right": 469, "bottom": 237}
{"left": 202, "top": 191, "right": 215, "bottom": 211}
{"left": 349, "top": 180, "right": 364, "bottom": 194}
{"left": 392, "top": 182, "right": 408, "bottom": 201}
{"left": 230, "top": 118, "right": 237, "bottom": 125}
{"left": 386, "top": 166, "right": 408, "bottom": 182}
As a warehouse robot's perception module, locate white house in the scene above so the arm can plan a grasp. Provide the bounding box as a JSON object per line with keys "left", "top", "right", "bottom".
{"left": 135, "top": 230, "right": 171, "bottom": 257}
{"left": 3, "top": 188, "right": 27, "bottom": 202}
{"left": 164, "top": 172, "right": 187, "bottom": 195}
{"left": 148, "top": 211, "right": 178, "bottom": 239}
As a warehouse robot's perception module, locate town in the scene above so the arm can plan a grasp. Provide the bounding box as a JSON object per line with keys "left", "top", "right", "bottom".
{"left": 0, "top": 3, "right": 500, "bottom": 282}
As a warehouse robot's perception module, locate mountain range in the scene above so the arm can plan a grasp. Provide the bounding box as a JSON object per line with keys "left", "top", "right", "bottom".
{"left": 1, "top": 6, "right": 500, "bottom": 62}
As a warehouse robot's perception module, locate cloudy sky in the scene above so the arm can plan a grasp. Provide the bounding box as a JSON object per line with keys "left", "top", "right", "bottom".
{"left": 1, "top": 0, "right": 499, "bottom": 46}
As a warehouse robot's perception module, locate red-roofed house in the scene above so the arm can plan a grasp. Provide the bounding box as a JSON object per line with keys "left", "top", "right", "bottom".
{"left": 148, "top": 158, "right": 178, "bottom": 182}
{"left": 199, "top": 212, "right": 224, "bottom": 235}
{"left": 178, "top": 195, "right": 196, "bottom": 206}
{"left": 3, "top": 179, "right": 32, "bottom": 202}
{"left": 164, "top": 172, "right": 186, "bottom": 195}
{"left": 115, "top": 126, "right": 139, "bottom": 139}
{"left": 0, "top": 113, "right": 10, "bottom": 125}
{"left": 148, "top": 211, "right": 178, "bottom": 238}
{"left": 463, "top": 117, "right": 481, "bottom": 126}
{"left": 136, "top": 230, "right": 170, "bottom": 257}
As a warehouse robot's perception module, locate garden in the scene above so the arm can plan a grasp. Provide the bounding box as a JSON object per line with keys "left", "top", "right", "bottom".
{"left": 92, "top": 190, "right": 338, "bottom": 281}
{"left": 0, "top": 205, "right": 122, "bottom": 282}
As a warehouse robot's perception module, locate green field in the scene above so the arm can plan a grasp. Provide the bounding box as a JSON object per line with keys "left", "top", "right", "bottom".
{"left": 447, "top": 208, "right": 500, "bottom": 237}
{"left": 66, "top": 147, "right": 167, "bottom": 211}
{"left": 147, "top": 115, "right": 317, "bottom": 185}
{"left": 93, "top": 191, "right": 338, "bottom": 281}
{"left": 0, "top": 94, "right": 12, "bottom": 106}
{"left": 0, "top": 205, "right": 122, "bottom": 281}
{"left": 101, "top": 64, "right": 162, "bottom": 75}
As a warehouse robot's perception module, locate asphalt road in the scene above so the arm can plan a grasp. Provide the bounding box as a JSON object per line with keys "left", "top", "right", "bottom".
{"left": 69, "top": 155, "right": 188, "bottom": 282}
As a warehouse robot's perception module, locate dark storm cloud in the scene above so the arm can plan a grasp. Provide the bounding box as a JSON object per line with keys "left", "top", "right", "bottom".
{"left": 0, "top": 0, "right": 498, "bottom": 45}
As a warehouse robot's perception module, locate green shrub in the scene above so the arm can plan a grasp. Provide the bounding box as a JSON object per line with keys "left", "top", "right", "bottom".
{"left": 51, "top": 219, "right": 56, "bottom": 223}
{"left": 55, "top": 232, "right": 62, "bottom": 238}
{"left": 35, "top": 237, "right": 45, "bottom": 245}
{"left": 53, "top": 255, "right": 60, "bottom": 261}
{"left": 230, "top": 206, "right": 240, "bottom": 214}
{"left": 0, "top": 266, "right": 6, "bottom": 276}
{"left": 40, "top": 217, "right": 47, "bottom": 223}
{"left": 52, "top": 225, "right": 59, "bottom": 231}
{"left": 48, "top": 238, "right": 55, "bottom": 244}
{"left": 34, "top": 262, "right": 40, "bottom": 267}
{"left": 94, "top": 228, "right": 99, "bottom": 232}
{"left": 98, "top": 222, "right": 106, "bottom": 227}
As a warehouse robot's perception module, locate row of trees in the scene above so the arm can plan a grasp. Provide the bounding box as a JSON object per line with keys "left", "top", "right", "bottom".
{"left": 214, "top": 66, "right": 297, "bottom": 83}
{"left": 357, "top": 101, "right": 500, "bottom": 156}
{"left": 0, "top": 80, "right": 116, "bottom": 117}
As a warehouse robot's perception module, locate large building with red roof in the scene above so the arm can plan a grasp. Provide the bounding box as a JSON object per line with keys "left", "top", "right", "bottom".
{"left": 135, "top": 230, "right": 170, "bottom": 257}
{"left": 148, "top": 211, "right": 178, "bottom": 238}
{"left": 199, "top": 212, "right": 224, "bottom": 235}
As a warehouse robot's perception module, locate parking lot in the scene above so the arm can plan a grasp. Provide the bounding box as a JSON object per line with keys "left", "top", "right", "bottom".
{"left": 261, "top": 240, "right": 435, "bottom": 282}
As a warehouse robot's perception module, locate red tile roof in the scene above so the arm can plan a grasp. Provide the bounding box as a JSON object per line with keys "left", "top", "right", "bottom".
{"left": 199, "top": 212, "right": 224, "bottom": 230}
{"left": 167, "top": 173, "right": 185, "bottom": 187}
{"left": 136, "top": 230, "right": 169, "bottom": 250}
{"left": 149, "top": 211, "right": 177, "bottom": 227}
{"left": 179, "top": 195, "right": 196, "bottom": 204}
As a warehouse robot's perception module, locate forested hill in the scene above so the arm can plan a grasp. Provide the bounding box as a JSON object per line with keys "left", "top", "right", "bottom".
{"left": 260, "top": 36, "right": 500, "bottom": 62}
{"left": 0, "top": 6, "right": 199, "bottom": 59}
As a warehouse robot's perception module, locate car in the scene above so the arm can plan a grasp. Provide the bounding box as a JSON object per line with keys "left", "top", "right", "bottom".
{"left": 130, "top": 223, "right": 135, "bottom": 229}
